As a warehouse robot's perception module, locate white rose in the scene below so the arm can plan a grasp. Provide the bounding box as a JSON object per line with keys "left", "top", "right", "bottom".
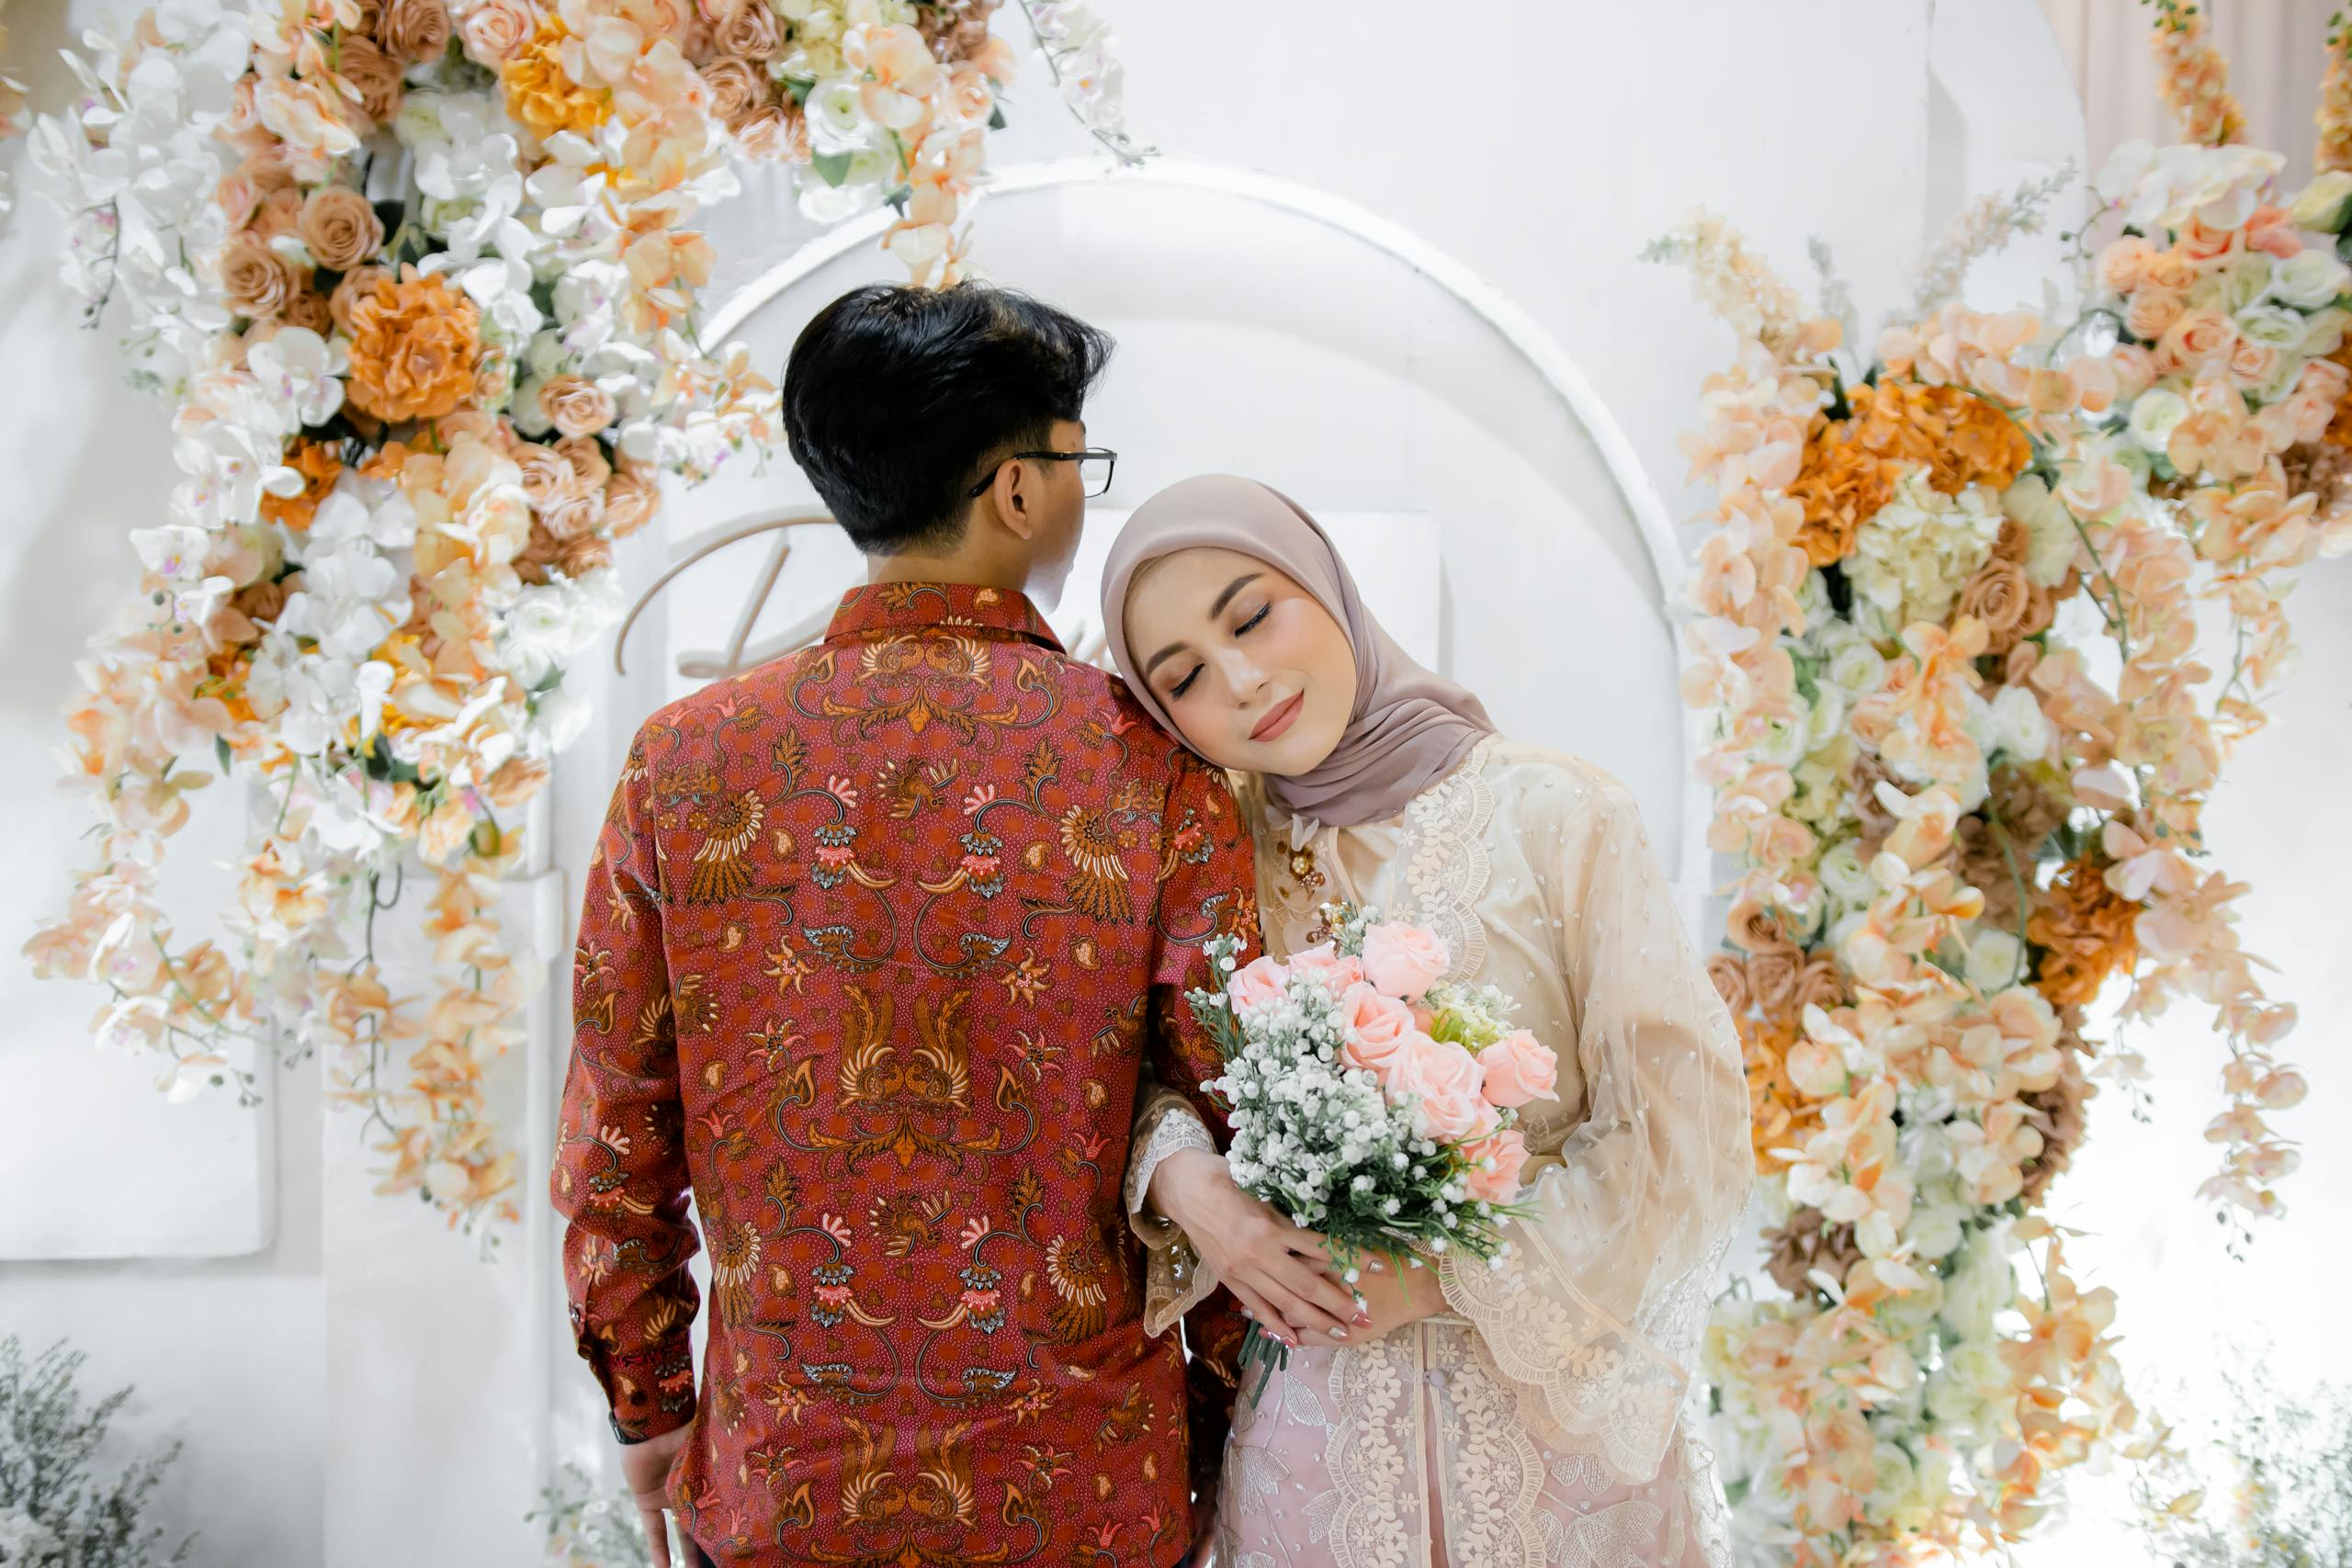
{"left": 2126, "top": 388, "right": 2191, "bottom": 453}
{"left": 2219, "top": 254, "right": 2276, "bottom": 313}
{"left": 1964, "top": 928, "right": 2026, "bottom": 994}
{"left": 1949, "top": 1341, "right": 2009, "bottom": 1392}
{"left": 1987, "top": 682, "right": 2052, "bottom": 763}
{"left": 2267, "top": 248, "right": 2352, "bottom": 310}
{"left": 1825, "top": 638, "right": 1888, "bottom": 697}
{"left": 1906, "top": 1202, "right": 1967, "bottom": 1261}
{"left": 1757, "top": 714, "right": 1809, "bottom": 769}
{"left": 1899, "top": 1119, "right": 1956, "bottom": 1182}
{"left": 1867, "top": 1441, "right": 1917, "bottom": 1507}
{"left": 1797, "top": 570, "right": 1834, "bottom": 629}
{"left": 2301, "top": 306, "right": 2350, "bottom": 358}
{"left": 2289, "top": 169, "right": 2352, "bottom": 231}
{"left": 1818, "top": 839, "right": 1876, "bottom": 906}
{"left": 804, "top": 78, "right": 874, "bottom": 155}
{"left": 2235, "top": 302, "right": 2309, "bottom": 351}
{"left": 507, "top": 588, "right": 575, "bottom": 652}
{"left": 1805, "top": 685, "right": 1848, "bottom": 750}
{"left": 1926, "top": 1369, "right": 1984, "bottom": 1426}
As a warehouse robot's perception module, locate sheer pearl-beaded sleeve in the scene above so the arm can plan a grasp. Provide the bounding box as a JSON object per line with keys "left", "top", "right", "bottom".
{"left": 1436, "top": 772, "right": 1752, "bottom": 1483}
{"left": 1125, "top": 1079, "right": 1222, "bottom": 1335}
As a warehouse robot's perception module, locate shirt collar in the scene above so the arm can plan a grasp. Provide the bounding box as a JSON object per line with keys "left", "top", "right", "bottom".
{"left": 824, "top": 581, "right": 1065, "bottom": 650}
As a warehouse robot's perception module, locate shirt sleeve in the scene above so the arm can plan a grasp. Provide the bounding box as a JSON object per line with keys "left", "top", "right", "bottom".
{"left": 1138, "top": 750, "right": 1261, "bottom": 1460}
{"left": 551, "top": 729, "right": 701, "bottom": 1444}
{"left": 1437, "top": 773, "right": 1753, "bottom": 1484}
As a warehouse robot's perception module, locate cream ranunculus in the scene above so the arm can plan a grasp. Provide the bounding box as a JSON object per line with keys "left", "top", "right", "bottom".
{"left": 2125, "top": 387, "right": 2191, "bottom": 454}
{"left": 2268, "top": 248, "right": 2352, "bottom": 310}
{"left": 2301, "top": 306, "right": 2351, "bottom": 358}
{"left": 1986, "top": 683, "right": 2052, "bottom": 763}
{"left": 2216, "top": 254, "right": 2276, "bottom": 314}
{"left": 1825, "top": 637, "right": 1888, "bottom": 696}
{"left": 2235, "top": 302, "right": 2309, "bottom": 353}
{"left": 1817, "top": 838, "right": 1876, "bottom": 907}
{"left": 1963, "top": 928, "right": 2026, "bottom": 995}
{"left": 2289, "top": 169, "right": 2352, "bottom": 231}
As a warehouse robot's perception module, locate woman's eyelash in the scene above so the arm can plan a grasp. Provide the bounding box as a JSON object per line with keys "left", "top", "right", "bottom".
{"left": 1170, "top": 665, "right": 1202, "bottom": 699}
{"left": 1236, "top": 604, "right": 1269, "bottom": 634}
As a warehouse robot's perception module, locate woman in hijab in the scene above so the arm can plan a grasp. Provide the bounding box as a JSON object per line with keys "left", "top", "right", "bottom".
{"left": 1111, "top": 476, "right": 1751, "bottom": 1568}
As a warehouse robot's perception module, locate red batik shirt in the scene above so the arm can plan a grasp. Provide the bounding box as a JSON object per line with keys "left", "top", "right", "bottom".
{"left": 554, "top": 582, "right": 1258, "bottom": 1567}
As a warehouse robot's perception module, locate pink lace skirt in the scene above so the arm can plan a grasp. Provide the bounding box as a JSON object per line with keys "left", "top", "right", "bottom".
{"left": 1211, "top": 1325, "right": 1723, "bottom": 1568}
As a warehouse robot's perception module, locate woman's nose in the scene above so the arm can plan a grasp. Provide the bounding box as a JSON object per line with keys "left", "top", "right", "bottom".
{"left": 1212, "top": 646, "right": 1267, "bottom": 698}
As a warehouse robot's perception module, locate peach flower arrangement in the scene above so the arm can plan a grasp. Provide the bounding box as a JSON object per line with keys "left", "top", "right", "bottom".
{"left": 23, "top": 0, "right": 1139, "bottom": 1235}
{"left": 1651, "top": 14, "right": 2352, "bottom": 1562}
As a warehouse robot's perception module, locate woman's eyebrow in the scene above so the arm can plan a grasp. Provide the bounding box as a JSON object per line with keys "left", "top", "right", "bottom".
{"left": 1210, "top": 572, "right": 1261, "bottom": 616}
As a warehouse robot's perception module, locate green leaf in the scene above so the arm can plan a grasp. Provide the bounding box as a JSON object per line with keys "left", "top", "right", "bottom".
{"left": 811, "top": 151, "right": 854, "bottom": 187}
{"left": 785, "top": 75, "right": 816, "bottom": 106}
{"left": 987, "top": 105, "right": 1006, "bottom": 130}
{"left": 215, "top": 735, "right": 234, "bottom": 774}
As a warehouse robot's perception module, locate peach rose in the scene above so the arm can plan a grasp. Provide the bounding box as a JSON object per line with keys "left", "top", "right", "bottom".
{"left": 738, "top": 101, "right": 810, "bottom": 164}
{"left": 2178, "top": 218, "right": 2237, "bottom": 264}
{"left": 299, "top": 186, "right": 384, "bottom": 272}
{"left": 557, "top": 434, "right": 611, "bottom": 491}
{"left": 2125, "top": 288, "right": 2186, "bottom": 342}
{"left": 541, "top": 485, "right": 606, "bottom": 541}
{"left": 330, "top": 265, "right": 394, "bottom": 334}
{"left": 1392, "top": 1035, "right": 1488, "bottom": 1142}
{"left": 1745, "top": 944, "right": 1802, "bottom": 1016}
{"left": 220, "top": 239, "right": 296, "bottom": 319}
{"left": 700, "top": 54, "right": 765, "bottom": 130}
{"left": 1704, "top": 954, "right": 1752, "bottom": 1014}
{"left": 2228, "top": 336, "right": 2282, "bottom": 391}
{"left": 216, "top": 172, "right": 263, "bottom": 231}
{"left": 1335, "top": 982, "right": 1417, "bottom": 1079}
{"left": 1361, "top": 920, "right": 1449, "bottom": 1001}
{"left": 334, "top": 35, "right": 404, "bottom": 124}
{"left": 604, "top": 467, "right": 660, "bottom": 536}
{"left": 1477, "top": 1030, "right": 1559, "bottom": 1109}
{"left": 2143, "top": 252, "right": 2197, "bottom": 292}
{"left": 1462, "top": 1129, "right": 1531, "bottom": 1204}
{"left": 283, "top": 287, "right": 334, "bottom": 334}
{"left": 540, "top": 375, "right": 617, "bottom": 439}
{"left": 2159, "top": 308, "right": 2236, "bottom": 370}
{"left": 1225, "top": 954, "right": 1290, "bottom": 1013}
{"left": 1285, "top": 941, "right": 1364, "bottom": 995}
{"left": 457, "top": 0, "right": 539, "bottom": 64}
{"left": 715, "top": 1, "right": 780, "bottom": 57}
{"left": 2098, "top": 236, "right": 2155, "bottom": 293}
{"left": 379, "top": 0, "right": 454, "bottom": 63}
{"left": 251, "top": 186, "right": 306, "bottom": 241}
{"left": 557, "top": 533, "right": 614, "bottom": 578}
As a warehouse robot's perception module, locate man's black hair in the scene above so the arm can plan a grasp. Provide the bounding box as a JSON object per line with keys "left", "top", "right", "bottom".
{"left": 781, "top": 282, "right": 1114, "bottom": 554}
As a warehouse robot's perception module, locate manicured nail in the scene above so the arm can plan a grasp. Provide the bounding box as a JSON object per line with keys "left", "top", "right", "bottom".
{"left": 1329, "top": 1326, "right": 1348, "bottom": 1340}
{"left": 1354, "top": 1313, "right": 1373, "bottom": 1327}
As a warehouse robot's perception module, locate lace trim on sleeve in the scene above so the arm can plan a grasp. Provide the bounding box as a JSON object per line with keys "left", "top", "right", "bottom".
{"left": 1395, "top": 735, "right": 1500, "bottom": 984}
{"left": 1126, "top": 1091, "right": 1221, "bottom": 1336}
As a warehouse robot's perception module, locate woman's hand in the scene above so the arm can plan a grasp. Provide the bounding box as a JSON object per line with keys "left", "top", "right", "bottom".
{"left": 1295, "top": 1252, "right": 1445, "bottom": 1348}
{"left": 1148, "top": 1147, "right": 1371, "bottom": 1345}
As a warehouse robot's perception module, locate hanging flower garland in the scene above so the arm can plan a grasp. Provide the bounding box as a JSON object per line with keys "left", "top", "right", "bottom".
{"left": 1652, "top": 114, "right": 2349, "bottom": 1568}
{"left": 2143, "top": 0, "right": 2246, "bottom": 148}
{"left": 22, "top": 0, "right": 1125, "bottom": 1233}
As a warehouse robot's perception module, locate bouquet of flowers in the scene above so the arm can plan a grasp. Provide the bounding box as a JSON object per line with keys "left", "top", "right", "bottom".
{"left": 1184, "top": 903, "right": 1560, "bottom": 1393}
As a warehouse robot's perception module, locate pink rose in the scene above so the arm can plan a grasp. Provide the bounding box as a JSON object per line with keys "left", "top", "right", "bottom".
{"left": 1285, "top": 941, "right": 1365, "bottom": 995}
{"left": 1462, "top": 1130, "right": 1531, "bottom": 1204}
{"left": 1477, "top": 1030, "right": 1559, "bottom": 1109}
{"left": 1361, "top": 920, "right": 1450, "bottom": 1001}
{"left": 1335, "top": 983, "right": 1416, "bottom": 1079}
{"left": 1392, "top": 1036, "right": 1488, "bottom": 1142}
{"left": 1225, "top": 955, "right": 1290, "bottom": 1013}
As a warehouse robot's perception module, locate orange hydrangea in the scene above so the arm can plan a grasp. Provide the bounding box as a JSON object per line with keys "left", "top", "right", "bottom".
{"left": 2027, "top": 854, "right": 2142, "bottom": 1008}
{"left": 501, "top": 17, "right": 610, "bottom": 141}
{"left": 345, "top": 271, "right": 481, "bottom": 424}
{"left": 259, "top": 438, "right": 345, "bottom": 532}
{"left": 1785, "top": 378, "right": 2031, "bottom": 567}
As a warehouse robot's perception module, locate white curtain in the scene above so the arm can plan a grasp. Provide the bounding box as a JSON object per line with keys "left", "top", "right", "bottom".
{"left": 2035, "top": 0, "right": 2336, "bottom": 177}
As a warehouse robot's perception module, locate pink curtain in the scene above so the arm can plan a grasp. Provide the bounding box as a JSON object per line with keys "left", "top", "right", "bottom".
{"left": 2035, "top": 0, "right": 2336, "bottom": 179}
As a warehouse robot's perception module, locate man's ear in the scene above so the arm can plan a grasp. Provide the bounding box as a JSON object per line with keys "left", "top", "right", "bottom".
{"left": 990, "top": 457, "right": 1040, "bottom": 543}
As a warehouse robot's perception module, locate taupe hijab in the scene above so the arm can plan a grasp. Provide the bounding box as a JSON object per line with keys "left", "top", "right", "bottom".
{"left": 1101, "top": 475, "right": 1495, "bottom": 829}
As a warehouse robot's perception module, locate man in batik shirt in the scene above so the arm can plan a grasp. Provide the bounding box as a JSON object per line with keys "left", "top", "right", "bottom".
{"left": 555, "top": 285, "right": 1261, "bottom": 1566}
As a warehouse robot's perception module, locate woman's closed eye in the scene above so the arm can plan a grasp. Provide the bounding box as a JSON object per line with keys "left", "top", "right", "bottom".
{"left": 1235, "top": 603, "right": 1269, "bottom": 636}
{"left": 1169, "top": 662, "right": 1204, "bottom": 701}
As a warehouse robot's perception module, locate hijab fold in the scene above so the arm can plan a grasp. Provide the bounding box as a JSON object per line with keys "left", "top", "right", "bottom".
{"left": 1101, "top": 475, "right": 1494, "bottom": 829}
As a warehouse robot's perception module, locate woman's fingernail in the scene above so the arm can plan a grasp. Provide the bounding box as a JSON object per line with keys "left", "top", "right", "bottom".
{"left": 1330, "top": 1326, "right": 1348, "bottom": 1340}
{"left": 1354, "top": 1313, "right": 1373, "bottom": 1327}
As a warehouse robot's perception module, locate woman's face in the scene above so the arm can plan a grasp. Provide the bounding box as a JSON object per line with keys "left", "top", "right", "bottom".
{"left": 1123, "top": 546, "right": 1358, "bottom": 775}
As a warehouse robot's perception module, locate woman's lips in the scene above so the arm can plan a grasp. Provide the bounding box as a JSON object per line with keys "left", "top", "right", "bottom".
{"left": 1251, "top": 692, "right": 1306, "bottom": 742}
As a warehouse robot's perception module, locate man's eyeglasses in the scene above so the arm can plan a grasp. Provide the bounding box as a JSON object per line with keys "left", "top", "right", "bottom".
{"left": 966, "top": 446, "right": 1118, "bottom": 499}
